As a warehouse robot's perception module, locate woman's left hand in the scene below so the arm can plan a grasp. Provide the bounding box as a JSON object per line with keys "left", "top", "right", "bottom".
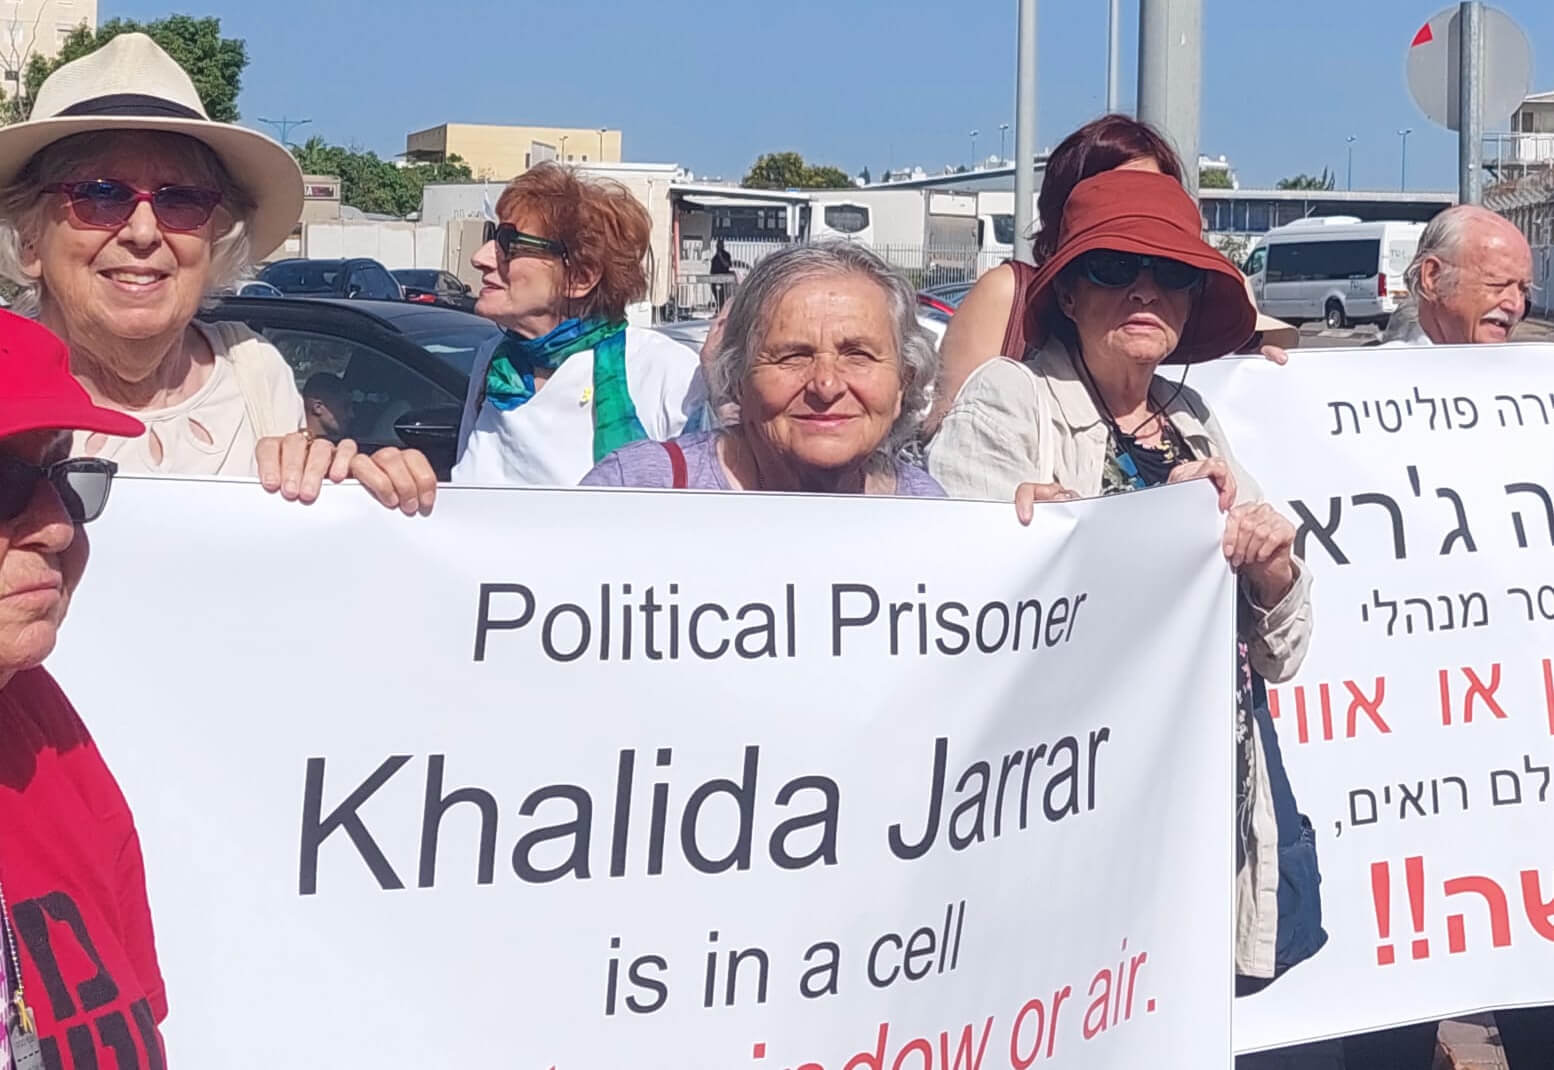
{"left": 1261, "top": 345, "right": 1290, "bottom": 365}
{"left": 1166, "top": 458, "right": 1237, "bottom": 512}
{"left": 1224, "top": 501, "right": 1297, "bottom": 607}
{"left": 257, "top": 433, "right": 437, "bottom": 515}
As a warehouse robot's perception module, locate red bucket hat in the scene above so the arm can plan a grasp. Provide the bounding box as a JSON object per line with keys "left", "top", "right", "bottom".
{"left": 0, "top": 311, "right": 145, "bottom": 440}
{"left": 1026, "top": 169, "right": 1256, "bottom": 364}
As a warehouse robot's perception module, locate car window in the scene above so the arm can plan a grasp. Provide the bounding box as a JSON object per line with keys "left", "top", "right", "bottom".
{"left": 260, "top": 261, "right": 341, "bottom": 294}
{"left": 1243, "top": 248, "right": 1266, "bottom": 276}
{"left": 403, "top": 322, "right": 502, "bottom": 377}
{"left": 260, "top": 327, "right": 460, "bottom": 447}
{"left": 396, "top": 270, "right": 438, "bottom": 291}
{"left": 439, "top": 273, "right": 466, "bottom": 295}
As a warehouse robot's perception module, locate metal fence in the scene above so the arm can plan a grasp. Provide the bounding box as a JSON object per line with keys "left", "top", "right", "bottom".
{"left": 1488, "top": 173, "right": 1554, "bottom": 320}
{"left": 670, "top": 240, "right": 1001, "bottom": 319}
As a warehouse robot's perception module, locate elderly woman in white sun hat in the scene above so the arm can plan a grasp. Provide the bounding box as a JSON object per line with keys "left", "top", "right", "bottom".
{"left": 0, "top": 33, "right": 436, "bottom": 513}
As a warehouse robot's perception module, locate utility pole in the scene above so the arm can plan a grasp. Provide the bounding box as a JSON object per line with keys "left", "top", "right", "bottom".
{"left": 598, "top": 128, "right": 607, "bottom": 160}
{"left": 1013, "top": 0, "right": 1038, "bottom": 263}
{"left": 1398, "top": 128, "right": 1413, "bottom": 191}
{"left": 560, "top": 135, "right": 569, "bottom": 162}
{"left": 969, "top": 129, "right": 979, "bottom": 168}
{"left": 1457, "top": 0, "right": 1484, "bottom": 204}
{"left": 258, "top": 116, "right": 312, "bottom": 147}
{"left": 999, "top": 123, "right": 1010, "bottom": 164}
{"left": 1137, "top": 0, "right": 1203, "bottom": 196}
{"left": 1346, "top": 135, "right": 1357, "bottom": 191}
{"left": 1106, "top": 0, "right": 1122, "bottom": 113}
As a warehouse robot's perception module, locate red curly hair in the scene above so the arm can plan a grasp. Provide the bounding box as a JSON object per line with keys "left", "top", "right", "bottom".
{"left": 495, "top": 163, "right": 651, "bottom": 321}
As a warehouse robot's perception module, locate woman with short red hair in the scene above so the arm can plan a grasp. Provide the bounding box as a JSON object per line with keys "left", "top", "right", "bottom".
{"left": 453, "top": 163, "right": 702, "bottom": 485}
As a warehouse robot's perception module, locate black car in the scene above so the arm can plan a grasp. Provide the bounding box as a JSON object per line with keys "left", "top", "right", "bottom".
{"left": 202, "top": 297, "right": 501, "bottom": 478}
{"left": 393, "top": 269, "right": 477, "bottom": 312}
{"left": 258, "top": 257, "right": 404, "bottom": 302}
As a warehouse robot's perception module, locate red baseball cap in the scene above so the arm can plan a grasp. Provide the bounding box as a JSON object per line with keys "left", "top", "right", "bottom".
{"left": 0, "top": 310, "right": 144, "bottom": 440}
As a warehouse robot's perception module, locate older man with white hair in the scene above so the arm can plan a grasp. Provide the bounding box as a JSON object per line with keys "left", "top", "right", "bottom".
{"left": 1382, "top": 205, "right": 1534, "bottom": 346}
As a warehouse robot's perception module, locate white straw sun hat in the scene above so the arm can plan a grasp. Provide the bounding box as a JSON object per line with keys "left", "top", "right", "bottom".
{"left": 0, "top": 33, "right": 303, "bottom": 257}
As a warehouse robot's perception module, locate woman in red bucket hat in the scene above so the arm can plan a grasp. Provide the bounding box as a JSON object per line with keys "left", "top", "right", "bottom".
{"left": 928, "top": 168, "right": 1328, "bottom": 999}
{"left": 0, "top": 311, "right": 169, "bottom": 1067}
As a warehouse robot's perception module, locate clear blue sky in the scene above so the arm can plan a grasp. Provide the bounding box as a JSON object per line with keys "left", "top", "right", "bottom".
{"left": 103, "top": 0, "right": 1554, "bottom": 192}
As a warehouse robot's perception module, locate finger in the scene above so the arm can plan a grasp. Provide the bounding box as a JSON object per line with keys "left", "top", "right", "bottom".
{"left": 298, "top": 439, "right": 335, "bottom": 504}
{"left": 256, "top": 437, "right": 283, "bottom": 493}
{"left": 1015, "top": 484, "right": 1036, "bottom": 527}
{"left": 1260, "top": 345, "right": 1289, "bottom": 366}
{"left": 372, "top": 451, "right": 423, "bottom": 516}
{"left": 1212, "top": 462, "right": 1237, "bottom": 512}
{"left": 279, "top": 432, "right": 311, "bottom": 500}
{"left": 348, "top": 453, "right": 400, "bottom": 510}
{"left": 400, "top": 449, "right": 439, "bottom": 515}
{"left": 328, "top": 438, "right": 359, "bottom": 484}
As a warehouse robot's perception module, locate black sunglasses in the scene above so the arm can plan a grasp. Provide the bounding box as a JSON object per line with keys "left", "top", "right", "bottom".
{"left": 0, "top": 456, "right": 117, "bottom": 525}
{"left": 482, "top": 221, "right": 568, "bottom": 260}
{"left": 46, "top": 179, "right": 223, "bottom": 233}
{"left": 1079, "top": 250, "right": 1204, "bottom": 292}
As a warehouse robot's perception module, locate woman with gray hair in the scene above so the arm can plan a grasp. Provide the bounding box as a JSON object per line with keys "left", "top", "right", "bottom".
{"left": 0, "top": 34, "right": 436, "bottom": 513}
{"left": 582, "top": 241, "right": 942, "bottom": 495}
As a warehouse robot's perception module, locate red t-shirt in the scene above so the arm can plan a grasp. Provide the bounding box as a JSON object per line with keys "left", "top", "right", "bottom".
{"left": 0, "top": 668, "right": 166, "bottom": 1069}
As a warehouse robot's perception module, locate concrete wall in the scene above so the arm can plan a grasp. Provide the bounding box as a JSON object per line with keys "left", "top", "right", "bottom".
{"left": 302, "top": 222, "right": 447, "bottom": 271}
{"left": 407, "top": 124, "right": 623, "bottom": 182}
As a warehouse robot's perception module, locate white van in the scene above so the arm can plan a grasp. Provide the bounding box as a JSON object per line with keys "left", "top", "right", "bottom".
{"left": 1242, "top": 218, "right": 1423, "bottom": 329}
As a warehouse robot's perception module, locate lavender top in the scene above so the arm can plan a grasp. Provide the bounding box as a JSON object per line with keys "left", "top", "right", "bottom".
{"left": 581, "top": 431, "right": 945, "bottom": 497}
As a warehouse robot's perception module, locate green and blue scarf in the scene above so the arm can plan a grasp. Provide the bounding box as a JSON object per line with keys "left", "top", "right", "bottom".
{"left": 484, "top": 317, "right": 647, "bottom": 462}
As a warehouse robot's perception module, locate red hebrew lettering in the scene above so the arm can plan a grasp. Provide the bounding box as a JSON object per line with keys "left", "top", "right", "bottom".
{"left": 1543, "top": 660, "right": 1554, "bottom": 737}
{"left": 1292, "top": 686, "right": 1311, "bottom": 745}
{"left": 1522, "top": 870, "right": 1554, "bottom": 942}
{"left": 1345, "top": 678, "right": 1390, "bottom": 736}
{"left": 1462, "top": 666, "right": 1507, "bottom": 722}
{"left": 1318, "top": 684, "right": 1334, "bottom": 742}
{"left": 1444, "top": 876, "right": 1512, "bottom": 954}
{"left": 1439, "top": 669, "right": 1453, "bottom": 727}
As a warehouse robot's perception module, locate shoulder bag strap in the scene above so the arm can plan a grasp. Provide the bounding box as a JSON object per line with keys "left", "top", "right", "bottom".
{"left": 662, "top": 440, "right": 688, "bottom": 489}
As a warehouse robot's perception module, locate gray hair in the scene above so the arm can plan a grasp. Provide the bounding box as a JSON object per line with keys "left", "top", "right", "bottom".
{"left": 0, "top": 130, "right": 256, "bottom": 315}
{"left": 1403, "top": 205, "right": 1487, "bottom": 299}
{"left": 705, "top": 240, "right": 939, "bottom": 458}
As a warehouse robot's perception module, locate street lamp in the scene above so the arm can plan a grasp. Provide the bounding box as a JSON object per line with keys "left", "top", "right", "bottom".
{"left": 1346, "top": 135, "right": 1357, "bottom": 191}
{"left": 560, "top": 135, "right": 569, "bottom": 162}
{"left": 969, "top": 129, "right": 979, "bottom": 168}
{"left": 1397, "top": 128, "right": 1412, "bottom": 191}
{"left": 999, "top": 123, "right": 1010, "bottom": 164}
{"left": 598, "top": 128, "right": 607, "bottom": 160}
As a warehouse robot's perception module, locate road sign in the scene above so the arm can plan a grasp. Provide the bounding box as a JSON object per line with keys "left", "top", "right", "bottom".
{"left": 1406, "top": 5, "right": 1530, "bottom": 131}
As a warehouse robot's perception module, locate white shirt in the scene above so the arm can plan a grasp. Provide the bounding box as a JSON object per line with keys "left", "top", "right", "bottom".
{"left": 453, "top": 327, "right": 704, "bottom": 487}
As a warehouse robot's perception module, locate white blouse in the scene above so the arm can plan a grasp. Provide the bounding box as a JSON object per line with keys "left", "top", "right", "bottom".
{"left": 453, "top": 327, "right": 704, "bottom": 487}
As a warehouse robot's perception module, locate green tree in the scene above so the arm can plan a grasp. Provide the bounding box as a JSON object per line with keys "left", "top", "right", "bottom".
{"left": 743, "top": 152, "right": 854, "bottom": 190}
{"left": 1276, "top": 169, "right": 1336, "bottom": 191}
{"left": 21, "top": 16, "right": 246, "bottom": 123}
{"left": 291, "top": 137, "right": 473, "bottom": 217}
{"left": 1198, "top": 167, "right": 1234, "bottom": 189}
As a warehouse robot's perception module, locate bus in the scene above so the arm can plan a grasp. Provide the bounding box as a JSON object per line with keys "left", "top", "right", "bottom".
{"left": 1242, "top": 218, "right": 1424, "bottom": 329}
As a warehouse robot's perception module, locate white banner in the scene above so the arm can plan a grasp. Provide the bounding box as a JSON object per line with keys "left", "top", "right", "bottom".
{"left": 1197, "top": 345, "right": 1554, "bottom": 1052}
{"left": 50, "top": 479, "right": 1234, "bottom": 1069}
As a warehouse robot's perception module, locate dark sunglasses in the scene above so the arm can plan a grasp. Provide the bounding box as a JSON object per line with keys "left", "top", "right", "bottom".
{"left": 46, "top": 179, "right": 224, "bottom": 233}
{"left": 1079, "top": 250, "right": 1204, "bottom": 292}
{"left": 0, "top": 456, "right": 117, "bottom": 525}
{"left": 482, "top": 220, "right": 568, "bottom": 260}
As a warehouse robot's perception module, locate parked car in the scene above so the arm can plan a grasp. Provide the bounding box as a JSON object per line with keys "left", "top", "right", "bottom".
{"left": 202, "top": 297, "right": 501, "bottom": 478}
{"left": 237, "top": 280, "right": 283, "bottom": 298}
{"left": 393, "top": 269, "right": 477, "bottom": 312}
{"left": 257, "top": 258, "right": 405, "bottom": 302}
{"left": 916, "top": 281, "right": 975, "bottom": 322}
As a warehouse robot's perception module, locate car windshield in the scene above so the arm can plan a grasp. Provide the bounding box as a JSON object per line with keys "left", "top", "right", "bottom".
{"left": 403, "top": 322, "right": 503, "bottom": 375}
{"left": 395, "top": 270, "right": 440, "bottom": 288}
{"left": 260, "top": 261, "right": 343, "bottom": 294}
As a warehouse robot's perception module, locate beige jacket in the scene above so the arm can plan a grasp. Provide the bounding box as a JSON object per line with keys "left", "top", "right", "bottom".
{"left": 927, "top": 339, "right": 1311, "bottom": 684}
{"left": 927, "top": 338, "right": 1315, "bottom": 978}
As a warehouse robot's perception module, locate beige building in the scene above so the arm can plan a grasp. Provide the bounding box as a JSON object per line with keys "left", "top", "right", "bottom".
{"left": 405, "top": 123, "right": 623, "bottom": 182}
{"left": 1, "top": 0, "right": 97, "bottom": 95}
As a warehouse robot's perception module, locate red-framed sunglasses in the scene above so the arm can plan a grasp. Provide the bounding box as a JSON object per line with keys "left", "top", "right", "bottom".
{"left": 46, "top": 179, "right": 224, "bottom": 233}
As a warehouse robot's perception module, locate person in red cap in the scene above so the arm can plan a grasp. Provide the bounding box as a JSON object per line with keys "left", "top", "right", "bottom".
{"left": 0, "top": 310, "right": 166, "bottom": 1068}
